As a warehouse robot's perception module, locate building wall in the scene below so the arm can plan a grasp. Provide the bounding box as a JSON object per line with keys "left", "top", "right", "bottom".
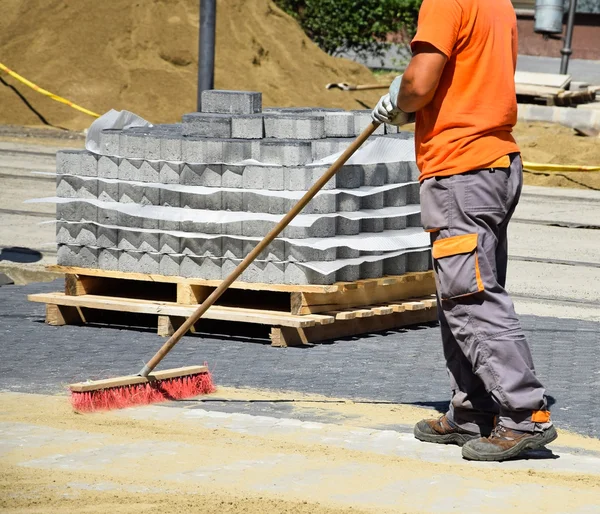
{"left": 513, "top": 0, "right": 600, "bottom": 60}
{"left": 517, "top": 12, "right": 600, "bottom": 60}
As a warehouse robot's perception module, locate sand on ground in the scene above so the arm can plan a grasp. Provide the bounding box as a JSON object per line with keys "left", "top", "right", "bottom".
{"left": 1, "top": 389, "right": 599, "bottom": 514}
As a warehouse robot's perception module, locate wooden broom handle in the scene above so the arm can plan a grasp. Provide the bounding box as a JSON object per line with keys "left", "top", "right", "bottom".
{"left": 139, "top": 121, "right": 381, "bottom": 376}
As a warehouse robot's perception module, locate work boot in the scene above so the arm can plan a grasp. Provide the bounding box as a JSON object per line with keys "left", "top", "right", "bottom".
{"left": 414, "top": 414, "right": 481, "bottom": 447}
{"left": 462, "top": 424, "right": 558, "bottom": 461}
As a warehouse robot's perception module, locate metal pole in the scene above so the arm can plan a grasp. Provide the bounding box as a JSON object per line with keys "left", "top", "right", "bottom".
{"left": 560, "top": 0, "right": 577, "bottom": 74}
{"left": 197, "top": 0, "right": 216, "bottom": 111}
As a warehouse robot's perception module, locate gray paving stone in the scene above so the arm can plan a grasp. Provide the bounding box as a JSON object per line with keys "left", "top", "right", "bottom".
{"left": 231, "top": 114, "right": 264, "bottom": 139}
{"left": 361, "top": 192, "right": 384, "bottom": 210}
{"left": 243, "top": 239, "right": 285, "bottom": 262}
{"left": 361, "top": 218, "right": 385, "bottom": 233}
{"left": 96, "top": 226, "right": 118, "bottom": 249}
{"left": 182, "top": 137, "right": 224, "bottom": 163}
{"left": 362, "top": 164, "right": 386, "bottom": 187}
{"left": 117, "top": 229, "right": 160, "bottom": 253}
{"left": 118, "top": 183, "right": 159, "bottom": 206}
{"left": 98, "top": 156, "right": 120, "bottom": 179}
{"left": 222, "top": 139, "right": 253, "bottom": 163}
{"left": 181, "top": 237, "right": 222, "bottom": 258}
{"left": 335, "top": 165, "right": 362, "bottom": 189}
{"left": 80, "top": 152, "right": 99, "bottom": 177}
{"left": 2, "top": 281, "right": 599, "bottom": 437}
{"left": 97, "top": 181, "right": 119, "bottom": 203}
{"left": 99, "top": 129, "right": 120, "bottom": 156}
{"left": 263, "top": 114, "right": 325, "bottom": 140}
{"left": 384, "top": 216, "right": 407, "bottom": 230}
{"left": 57, "top": 244, "right": 98, "bottom": 268}
{"left": 56, "top": 201, "right": 97, "bottom": 223}
{"left": 159, "top": 232, "right": 181, "bottom": 254}
{"left": 159, "top": 162, "right": 182, "bottom": 184}
{"left": 222, "top": 165, "right": 245, "bottom": 188}
{"left": 119, "top": 251, "right": 160, "bottom": 274}
{"left": 119, "top": 132, "right": 147, "bottom": 159}
{"left": 352, "top": 110, "right": 385, "bottom": 135}
{"left": 360, "top": 258, "right": 384, "bottom": 279}
{"left": 336, "top": 264, "right": 360, "bottom": 282}
{"left": 260, "top": 140, "right": 312, "bottom": 166}
{"left": 160, "top": 134, "right": 183, "bottom": 161}
{"left": 384, "top": 187, "right": 407, "bottom": 207}
{"left": 311, "top": 138, "right": 352, "bottom": 161}
{"left": 118, "top": 159, "right": 144, "bottom": 182}
{"left": 383, "top": 254, "right": 407, "bottom": 276}
{"left": 181, "top": 190, "right": 222, "bottom": 211}
{"left": 56, "top": 175, "right": 97, "bottom": 199}
{"left": 285, "top": 244, "right": 337, "bottom": 262}
{"left": 56, "top": 149, "right": 85, "bottom": 175}
{"left": 385, "top": 162, "right": 410, "bottom": 184}
{"left": 323, "top": 111, "right": 355, "bottom": 137}
{"left": 180, "top": 164, "right": 222, "bottom": 187}
{"left": 337, "top": 193, "right": 362, "bottom": 212}
{"left": 201, "top": 90, "right": 262, "bottom": 115}
{"left": 98, "top": 248, "right": 120, "bottom": 271}
{"left": 284, "top": 262, "right": 336, "bottom": 285}
{"left": 144, "top": 132, "right": 163, "bottom": 161}
{"left": 160, "top": 253, "right": 181, "bottom": 276}
{"left": 407, "top": 250, "right": 431, "bottom": 272}
{"left": 180, "top": 255, "right": 221, "bottom": 279}
{"left": 282, "top": 216, "right": 336, "bottom": 239}
{"left": 56, "top": 222, "right": 97, "bottom": 247}
{"left": 182, "top": 113, "right": 232, "bottom": 138}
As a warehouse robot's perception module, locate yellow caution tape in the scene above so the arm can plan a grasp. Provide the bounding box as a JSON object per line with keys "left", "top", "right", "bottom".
{"left": 523, "top": 162, "right": 600, "bottom": 173}
{"left": 0, "top": 61, "right": 99, "bottom": 118}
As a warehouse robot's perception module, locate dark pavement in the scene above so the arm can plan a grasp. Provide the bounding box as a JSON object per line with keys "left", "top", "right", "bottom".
{"left": 1, "top": 280, "right": 598, "bottom": 437}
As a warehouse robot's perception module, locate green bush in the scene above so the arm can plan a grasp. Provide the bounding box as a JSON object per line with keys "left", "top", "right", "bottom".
{"left": 275, "top": 0, "right": 422, "bottom": 58}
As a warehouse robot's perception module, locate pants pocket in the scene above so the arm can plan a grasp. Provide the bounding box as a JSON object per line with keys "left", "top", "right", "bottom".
{"left": 432, "top": 233, "right": 484, "bottom": 300}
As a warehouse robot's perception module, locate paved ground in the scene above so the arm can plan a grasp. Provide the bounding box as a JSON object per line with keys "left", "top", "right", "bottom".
{"left": 1, "top": 278, "right": 599, "bottom": 437}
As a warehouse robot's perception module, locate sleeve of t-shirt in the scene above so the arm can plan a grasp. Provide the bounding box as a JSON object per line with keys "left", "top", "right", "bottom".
{"left": 411, "top": 0, "right": 462, "bottom": 58}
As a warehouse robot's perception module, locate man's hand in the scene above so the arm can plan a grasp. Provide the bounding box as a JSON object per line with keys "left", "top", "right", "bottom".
{"left": 372, "top": 93, "right": 415, "bottom": 126}
{"left": 372, "top": 76, "right": 416, "bottom": 126}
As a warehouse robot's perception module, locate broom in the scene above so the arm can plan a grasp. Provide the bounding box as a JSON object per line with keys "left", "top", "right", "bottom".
{"left": 69, "top": 122, "right": 381, "bottom": 412}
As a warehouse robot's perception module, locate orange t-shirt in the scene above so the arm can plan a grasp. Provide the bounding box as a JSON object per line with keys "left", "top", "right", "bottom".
{"left": 411, "top": 0, "right": 520, "bottom": 181}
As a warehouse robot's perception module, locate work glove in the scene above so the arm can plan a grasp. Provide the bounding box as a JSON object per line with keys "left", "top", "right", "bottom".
{"left": 371, "top": 75, "right": 416, "bottom": 126}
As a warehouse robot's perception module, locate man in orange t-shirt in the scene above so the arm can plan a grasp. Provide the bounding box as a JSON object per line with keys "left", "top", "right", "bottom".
{"left": 372, "top": 0, "right": 557, "bottom": 461}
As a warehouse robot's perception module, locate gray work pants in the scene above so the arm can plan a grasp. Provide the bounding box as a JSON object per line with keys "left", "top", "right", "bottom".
{"left": 420, "top": 154, "right": 549, "bottom": 433}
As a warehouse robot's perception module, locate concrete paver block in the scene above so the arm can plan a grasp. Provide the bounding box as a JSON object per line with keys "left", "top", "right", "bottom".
{"left": 139, "top": 161, "right": 161, "bottom": 182}
{"left": 336, "top": 192, "right": 361, "bottom": 212}
{"left": 117, "top": 228, "right": 160, "bottom": 253}
{"left": 56, "top": 222, "right": 97, "bottom": 247}
{"left": 231, "top": 114, "right": 264, "bottom": 139}
{"left": 286, "top": 243, "right": 337, "bottom": 262}
{"left": 144, "top": 133, "right": 162, "bottom": 161}
{"left": 362, "top": 164, "right": 386, "bottom": 186}
{"left": 99, "top": 129, "right": 120, "bottom": 156}
{"left": 243, "top": 239, "right": 285, "bottom": 261}
{"left": 182, "top": 137, "right": 224, "bottom": 163}
{"left": 97, "top": 181, "right": 119, "bottom": 203}
{"left": 353, "top": 110, "right": 385, "bottom": 135}
{"left": 118, "top": 182, "right": 159, "bottom": 205}
{"left": 56, "top": 175, "right": 97, "bottom": 199}
{"left": 57, "top": 244, "right": 99, "bottom": 268}
{"left": 384, "top": 254, "right": 407, "bottom": 276}
{"left": 385, "top": 162, "right": 409, "bottom": 184}
{"left": 384, "top": 216, "right": 408, "bottom": 230}
{"left": 119, "top": 251, "right": 160, "bottom": 274}
{"left": 360, "top": 259, "right": 384, "bottom": 279}
{"left": 407, "top": 250, "right": 431, "bottom": 272}
{"left": 159, "top": 233, "right": 181, "bottom": 254}
{"left": 222, "top": 139, "right": 253, "bottom": 163}
{"left": 222, "top": 165, "right": 244, "bottom": 188}
{"left": 263, "top": 114, "right": 325, "bottom": 140}
{"left": 79, "top": 152, "right": 99, "bottom": 177}
{"left": 334, "top": 165, "right": 362, "bottom": 189}
{"left": 182, "top": 113, "right": 233, "bottom": 138}
{"left": 180, "top": 255, "right": 222, "bottom": 279}
{"left": 98, "top": 248, "right": 120, "bottom": 271}
{"left": 159, "top": 162, "right": 182, "bottom": 184}
{"left": 283, "top": 216, "right": 336, "bottom": 238}
{"left": 384, "top": 187, "right": 408, "bottom": 207}
{"left": 181, "top": 190, "right": 222, "bottom": 211}
{"left": 56, "top": 201, "right": 97, "bottom": 223}
{"left": 118, "top": 159, "right": 143, "bottom": 182}
{"left": 323, "top": 111, "right": 355, "bottom": 137}
{"left": 336, "top": 215, "right": 360, "bottom": 235}
{"left": 242, "top": 191, "right": 270, "bottom": 213}
{"left": 160, "top": 253, "right": 181, "bottom": 276}
{"left": 260, "top": 139, "right": 312, "bottom": 165}
{"left": 284, "top": 262, "right": 336, "bottom": 285}
{"left": 311, "top": 138, "right": 352, "bottom": 161}
{"left": 96, "top": 226, "right": 118, "bottom": 249}
{"left": 181, "top": 236, "right": 222, "bottom": 258}
{"left": 361, "top": 218, "right": 385, "bottom": 232}
{"left": 119, "top": 132, "right": 147, "bottom": 159}
{"left": 160, "top": 134, "right": 183, "bottom": 161}
{"left": 242, "top": 165, "right": 266, "bottom": 189}
{"left": 361, "top": 191, "right": 384, "bottom": 210}
{"left": 201, "top": 90, "right": 262, "bottom": 115}
{"left": 180, "top": 164, "right": 222, "bottom": 187}
{"left": 98, "top": 156, "right": 120, "bottom": 179}
{"left": 56, "top": 150, "right": 85, "bottom": 175}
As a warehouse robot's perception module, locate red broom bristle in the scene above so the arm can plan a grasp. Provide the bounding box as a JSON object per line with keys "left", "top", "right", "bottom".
{"left": 70, "top": 371, "right": 215, "bottom": 412}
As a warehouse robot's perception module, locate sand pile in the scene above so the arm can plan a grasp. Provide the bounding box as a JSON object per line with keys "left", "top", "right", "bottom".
{"left": 0, "top": 0, "right": 383, "bottom": 130}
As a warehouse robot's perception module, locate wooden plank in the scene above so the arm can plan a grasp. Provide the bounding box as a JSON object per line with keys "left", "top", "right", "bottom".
{"left": 270, "top": 308, "right": 437, "bottom": 346}
{"left": 514, "top": 71, "right": 571, "bottom": 89}
{"left": 176, "top": 284, "right": 212, "bottom": 304}
{"left": 354, "top": 309, "right": 375, "bottom": 318}
{"left": 29, "top": 292, "right": 318, "bottom": 328}
{"left": 372, "top": 306, "right": 394, "bottom": 316}
{"left": 65, "top": 274, "right": 98, "bottom": 296}
{"left": 47, "top": 265, "right": 339, "bottom": 294}
{"left": 329, "top": 310, "right": 358, "bottom": 320}
{"left": 69, "top": 365, "right": 210, "bottom": 392}
{"left": 403, "top": 301, "right": 426, "bottom": 311}
{"left": 45, "top": 304, "right": 83, "bottom": 326}
{"left": 292, "top": 271, "right": 435, "bottom": 315}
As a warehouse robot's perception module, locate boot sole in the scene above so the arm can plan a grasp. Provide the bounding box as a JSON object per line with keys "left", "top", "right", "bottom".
{"left": 461, "top": 425, "right": 558, "bottom": 461}
{"left": 413, "top": 425, "right": 479, "bottom": 447}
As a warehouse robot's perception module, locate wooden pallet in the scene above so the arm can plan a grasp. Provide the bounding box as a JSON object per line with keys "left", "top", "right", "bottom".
{"left": 29, "top": 266, "right": 437, "bottom": 346}
{"left": 516, "top": 83, "right": 597, "bottom": 106}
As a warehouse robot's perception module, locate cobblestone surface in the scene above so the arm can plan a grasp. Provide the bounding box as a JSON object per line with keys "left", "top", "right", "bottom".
{"left": 1, "top": 280, "right": 598, "bottom": 437}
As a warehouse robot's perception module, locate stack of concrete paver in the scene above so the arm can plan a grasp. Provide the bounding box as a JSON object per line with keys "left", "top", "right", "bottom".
{"left": 55, "top": 90, "right": 431, "bottom": 285}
